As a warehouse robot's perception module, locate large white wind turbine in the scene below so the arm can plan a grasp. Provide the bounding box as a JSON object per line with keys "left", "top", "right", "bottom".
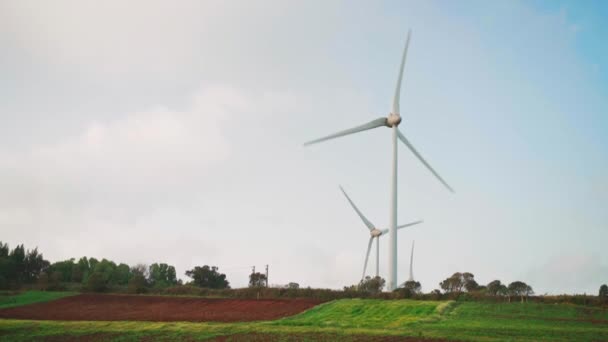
{"left": 339, "top": 186, "right": 422, "bottom": 280}
{"left": 305, "top": 30, "right": 453, "bottom": 290}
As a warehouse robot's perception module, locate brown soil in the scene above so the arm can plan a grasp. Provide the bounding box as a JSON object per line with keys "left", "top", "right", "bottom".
{"left": 0, "top": 294, "right": 323, "bottom": 322}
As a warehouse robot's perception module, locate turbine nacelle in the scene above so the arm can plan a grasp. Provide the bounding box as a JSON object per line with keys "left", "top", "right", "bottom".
{"left": 386, "top": 113, "right": 402, "bottom": 127}
{"left": 370, "top": 228, "right": 383, "bottom": 237}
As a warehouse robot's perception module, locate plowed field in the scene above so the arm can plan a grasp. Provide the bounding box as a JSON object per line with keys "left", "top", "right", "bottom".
{"left": 0, "top": 294, "right": 322, "bottom": 322}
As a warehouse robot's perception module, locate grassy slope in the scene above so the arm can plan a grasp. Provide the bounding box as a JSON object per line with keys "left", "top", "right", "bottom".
{"left": 0, "top": 291, "right": 76, "bottom": 309}
{"left": 0, "top": 297, "right": 607, "bottom": 341}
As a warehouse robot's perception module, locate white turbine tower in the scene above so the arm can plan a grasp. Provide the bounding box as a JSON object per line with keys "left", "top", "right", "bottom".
{"left": 339, "top": 186, "right": 422, "bottom": 280}
{"left": 304, "top": 30, "right": 453, "bottom": 291}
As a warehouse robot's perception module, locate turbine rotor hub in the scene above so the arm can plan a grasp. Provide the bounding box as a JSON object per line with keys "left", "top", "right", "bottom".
{"left": 386, "top": 114, "right": 402, "bottom": 127}
{"left": 371, "top": 228, "right": 382, "bottom": 237}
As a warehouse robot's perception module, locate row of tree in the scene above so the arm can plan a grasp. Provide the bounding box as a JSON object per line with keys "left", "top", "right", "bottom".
{"left": 343, "top": 273, "right": 536, "bottom": 301}
{"left": 4, "top": 242, "right": 608, "bottom": 299}
{"left": 0, "top": 242, "right": 48, "bottom": 288}
{"left": 438, "top": 272, "right": 534, "bottom": 302}
{"left": 0, "top": 241, "right": 230, "bottom": 292}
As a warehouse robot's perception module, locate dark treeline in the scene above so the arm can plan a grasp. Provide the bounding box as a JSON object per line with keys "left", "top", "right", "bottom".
{"left": 0, "top": 242, "right": 48, "bottom": 289}
{"left": 0, "top": 241, "right": 229, "bottom": 293}
{"left": 2, "top": 241, "right": 607, "bottom": 306}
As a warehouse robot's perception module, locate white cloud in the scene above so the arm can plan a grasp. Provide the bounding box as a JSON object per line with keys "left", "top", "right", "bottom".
{"left": 0, "top": 85, "right": 240, "bottom": 245}
{"left": 33, "top": 86, "right": 232, "bottom": 190}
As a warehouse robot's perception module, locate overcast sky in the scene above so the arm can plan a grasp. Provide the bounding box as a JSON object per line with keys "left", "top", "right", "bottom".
{"left": 1, "top": 0, "right": 607, "bottom": 294}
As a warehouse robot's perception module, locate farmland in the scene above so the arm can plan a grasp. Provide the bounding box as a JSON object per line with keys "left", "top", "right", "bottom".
{"left": 0, "top": 291, "right": 76, "bottom": 310}
{"left": 0, "top": 293, "right": 322, "bottom": 322}
{"left": 1, "top": 293, "right": 607, "bottom": 341}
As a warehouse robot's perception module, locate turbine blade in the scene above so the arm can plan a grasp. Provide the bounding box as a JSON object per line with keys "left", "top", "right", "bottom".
{"left": 378, "top": 220, "right": 423, "bottom": 235}
{"left": 362, "top": 237, "right": 373, "bottom": 280}
{"left": 339, "top": 186, "right": 375, "bottom": 231}
{"left": 397, "top": 220, "right": 423, "bottom": 230}
{"left": 303, "top": 118, "right": 387, "bottom": 146}
{"left": 409, "top": 240, "right": 415, "bottom": 281}
{"left": 392, "top": 30, "right": 411, "bottom": 115}
{"left": 397, "top": 130, "right": 454, "bottom": 193}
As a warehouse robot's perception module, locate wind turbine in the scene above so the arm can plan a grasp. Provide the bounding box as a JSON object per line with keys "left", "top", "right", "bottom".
{"left": 304, "top": 30, "right": 453, "bottom": 290}
{"left": 339, "top": 186, "right": 422, "bottom": 280}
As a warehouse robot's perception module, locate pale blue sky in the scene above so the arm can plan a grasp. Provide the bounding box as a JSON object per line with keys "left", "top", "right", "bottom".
{"left": 0, "top": 1, "right": 606, "bottom": 293}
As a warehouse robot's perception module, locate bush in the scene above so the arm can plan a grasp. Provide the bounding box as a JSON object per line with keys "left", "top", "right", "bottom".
{"left": 393, "top": 287, "right": 414, "bottom": 299}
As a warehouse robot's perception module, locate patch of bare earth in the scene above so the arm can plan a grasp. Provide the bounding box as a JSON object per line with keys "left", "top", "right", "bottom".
{"left": 0, "top": 294, "right": 323, "bottom": 322}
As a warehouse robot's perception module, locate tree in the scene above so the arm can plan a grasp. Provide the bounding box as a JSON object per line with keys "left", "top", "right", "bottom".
{"left": 287, "top": 282, "right": 300, "bottom": 289}
{"left": 440, "top": 272, "right": 464, "bottom": 293}
{"left": 402, "top": 280, "right": 422, "bottom": 294}
{"left": 131, "top": 264, "right": 149, "bottom": 278}
{"left": 462, "top": 272, "right": 478, "bottom": 292}
{"left": 0, "top": 242, "right": 49, "bottom": 288}
{"left": 23, "top": 248, "right": 49, "bottom": 283}
{"left": 88, "top": 258, "right": 99, "bottom": 275}
{"left": 440, "top": 272, "right": 477, "bottom": 294}
{"left": 76, "top": 257, "right": 91, "bottom": 282}
{"left": 71, "top": 264, "right": 84, "bottom": 283}
{"left": 464, "top": 279, "right": 479, "bottom": 292}
{"left": 498, "top": 284, "right": 508, "bottom": 296}
{"left": 358, "top": 276, "right": 385, "bottom": 294}
{"left": 249, "top": 272, "right": 267, "bottom": 288}
{"left": 37, "top": 272, "right": 49, "bottom": 290}
{"left": 9, "top": 244, "right": 25, "bottom": 285}
{"left": 507, "top": 281, "right": 533, "bottom": 302}
{"left": 0, "top": 242, "right": 8, "bottom": 258}
{"left": 48, "top": 271, "right": 62, "bottom": 290}
{"left": 430, "top": 289, "right": 442, "bottom": 300}
{"left": 113, "top": 263, "right": 131, "bottom": 285}
{"left": 487, "top": 280, "right": 503, "bottom": 296}
{"left": 0, "top": 242, "right": 12, "bottom": 289}
{"left": 85, "top": 272, "right": 107, "bottom": 292}
{"left": 395, "top": 280, "right": 421, "bottom": 298}
{"left": 48, "top": 259, "right": 76, "bottom": 282}
{"left": 186, "top": 266, "right": 230, "bottom": 289}
{"left": 93, "top": 259, "right": 117, "bottom": 285}
{"left": 599, "top": 284, "right": 608, "bottom": 300}
{"left": 148, "top": 263, "right": 177, "bottom": 288}
{"left": 128, "top": 274, "right": 148, "bottom": 294}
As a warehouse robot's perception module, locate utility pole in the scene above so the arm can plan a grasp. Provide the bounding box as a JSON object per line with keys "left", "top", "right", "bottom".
{"left": 265, "top": 264, "right": 269, "bottom": 288}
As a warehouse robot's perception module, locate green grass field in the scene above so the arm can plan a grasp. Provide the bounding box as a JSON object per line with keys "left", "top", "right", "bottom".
{"left": 0, "top": 296, "right": 607, "bottom": 341}
{"left": 0, "top": 291, "right": 76, "bottom": 310}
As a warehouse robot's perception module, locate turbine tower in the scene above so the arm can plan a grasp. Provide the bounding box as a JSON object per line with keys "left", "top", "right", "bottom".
{"left": 408, "top": 240, "right": 415, "bottom": 281}
{"left": 339, "top": 186, "right": 422, "bottom": 280}
{"left": 304, "top": 30, "right": 453, "bottom": 291}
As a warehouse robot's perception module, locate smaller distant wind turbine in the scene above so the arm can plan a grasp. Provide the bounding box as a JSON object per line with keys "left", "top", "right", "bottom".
{"left": 408, "top": 240, "right": 415, "bottom": 281}
{"left": 339, "top": 186, "right": 422, "bottom": 280}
